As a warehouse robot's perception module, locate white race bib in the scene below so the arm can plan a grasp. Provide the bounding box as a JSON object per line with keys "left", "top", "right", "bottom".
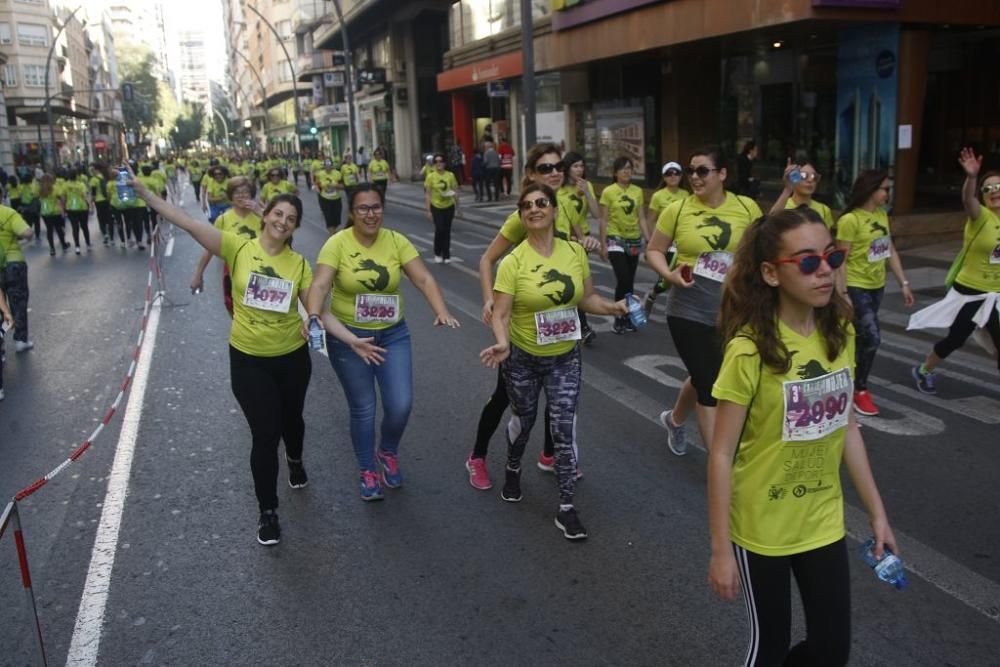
{"left": 867, "top": 236, "right": 891, "bottom": 263}
{"left": 243, "top": 272, "right": 294, "bottom": 313}
{"left": 606, "top": 239, "right": 624, "bottom": 254}
{"left": 534, "top": 307, "right": 581, "bottom": 346}
{"left": 355, "top": 293, "right": 400, "bottom": 324}
{"left": 693, "top": 251, "right": 733, "bottom": 282}
{"left": 990, "top": 244, "right": 1000, "bottom": 265}
{"left": 344, "top": 173, "right": 358, "bottom": 186}
{"left": 782, "top": 368, "right": 852, "bottom": 442}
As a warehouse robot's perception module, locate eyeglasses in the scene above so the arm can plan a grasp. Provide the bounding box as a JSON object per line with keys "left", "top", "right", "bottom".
{"left": 771, "top": 249, "right": 846, "bottom": 275}
{"left": 534, "top": 161, "right": 565, "bottom": 175}
{"left": 354, "top": 204, "right": 384, "bottom": 216}
{"left": 518, "top": 197, "right": 551, "bottom": 211}
{"left": 981, "top": 183, "right": 1000, "bottom": 195}
{"left": 794, "top": 172, "right": 821, "bottom": 183}
{"left": 663, "top": 169, "right": 681, "bottom": 177}
{"left": 684, "top": 166, "right": 720, "bottom": 178}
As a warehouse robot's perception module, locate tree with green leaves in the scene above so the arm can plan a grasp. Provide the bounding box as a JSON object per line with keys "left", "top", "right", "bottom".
{"left": 117, "top": 44, "right": 161, "bottom": 149}
{"left": 174, "top": 103, "right": 205, "bottom": 148}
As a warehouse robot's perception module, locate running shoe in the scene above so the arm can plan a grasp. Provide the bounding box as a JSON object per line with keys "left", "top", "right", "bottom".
{"left": 443, "top": 257, "right": 452, "bottom": 264}
{"left": 0, "top": 388, "right": 5, "bottom": 401}
{"left": 465, "top": 455, "right": 492, "bottom": 490}
{"left": 377, "top": 450, "right": 403, "bottom": 488}
{"left": 500, "top": 467, "right": 522, "bottom": 502}
{"left": 624, "top": 319, "right": 638, "bottom": 333}
{"left": 536, "top": 452, "right": 584, "bottom": 480}
{"left": 287, "top": 458, "right": 308, "bottom": 489}
{"left": 582, "top": 325, "right": 596, "bottom": 346}
{"left": 912, "top": 365, "right": 937, "bottom": 395}
{"left": 853, "top": 390, "right": 880, "bottom": 416}
{"left": 359, "top": 470, "right": 384, "bottom": 501}
{"left": 642, "top": 291, "right": 656, "bottom": 318}
{"left": 554, "top": 508, "right": 588, "bottom": 540}
{"left": 434, "top": 256, "right": 444, "bottom": 264}
{"left": 257, "top": 510, "right": 280, "bottom": 546}
{"left": 612, "top": 317, "right": 627, "bottom": 335}
{"left": 14, "top": 341, "right": 33, "bottom": 353}
{"left": 74, "top": 247, "right": 81, "bottom": 255}
{"left": 659, "top": 409, "right": 688, "bottom": 456}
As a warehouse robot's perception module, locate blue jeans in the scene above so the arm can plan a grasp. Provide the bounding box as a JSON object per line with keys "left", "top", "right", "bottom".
{"left": 208, "top": 202, "right": 231, "bottom": 224}
{"left": 328, "top": 320, "right": 413, "bottom": 471}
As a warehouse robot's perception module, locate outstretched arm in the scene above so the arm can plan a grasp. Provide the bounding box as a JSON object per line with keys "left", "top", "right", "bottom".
{"left": 402, "top": 257, "right": 459, "bottom": 327}
{"left": 130, "top": 172, "right": 222, "bottom": 256}
{"left": 958, "top": 147, "right": 982, "bottom": 221}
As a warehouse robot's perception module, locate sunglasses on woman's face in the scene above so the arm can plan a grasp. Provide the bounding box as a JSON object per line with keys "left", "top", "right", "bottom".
{"left": 518, "top": 197, "right": 551, "bottom": 211}
{"left": 772, "top": 249, "right": 846, "bottom": 275}
{"left": 534, "top": 161, "right": 565, "bottom": 175}
{"left": 684, "top": 166, "right": 720, "bottom": 178}
{"left": 981, "top": 183, "right": 1000, "bottom": 195}
{"left": 664, "top": 169, "right": 681, "bottom": 177}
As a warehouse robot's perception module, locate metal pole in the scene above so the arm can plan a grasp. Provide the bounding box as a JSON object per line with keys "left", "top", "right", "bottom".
{"left": 245, "top": 4, "right": 300, "bottom": 151}
{"left": 519, "top": 0, "right": 536, "bottom": 147}
{"left": 231, "top": 49, "right": 270, "bottom": 145}
{"left": 330, "top": 0, "right": 357, "bottom": 156}
{"left": 212, "top": 109, "right": 230, "bottom": 148}
{"left": 45, "top": 5, "right": 84, "bottom": 171}
{"left": 9, "top": 503, "right": 47, "bottom": 666}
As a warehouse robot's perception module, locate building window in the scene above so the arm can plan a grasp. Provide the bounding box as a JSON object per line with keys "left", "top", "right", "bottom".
{"left": 22, "top": 64, "right": 47, "bottom": 87}
{"left": 277, "top": 60, "right": 293, "bottom": 83}
{"left": 17, "top": 23, "right": 49, "bottom": 48}
{"left": 0, "top": 24, "right": 11, "bottom": 45}
{"left": 4, "top": 64, "right": 17, "bottom": 87}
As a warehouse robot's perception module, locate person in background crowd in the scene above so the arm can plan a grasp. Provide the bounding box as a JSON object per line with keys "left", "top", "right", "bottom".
{"left": 17, "top": 174, "right": 41, "bottom": 243}
{"left": 341, "top": 151, "right": 362, "bottom": 204}
{"left": 736, "top": 139, "right": 759, "bottom": 199}
{"left": 105, "top": 164, "right": 129, "bottom": 249}
{"left": 424, "top": 153, "right": 460, "bottom": 264}
{"left": 641, "top": 160, "right": 690, "bottom": 315}
{"left": 471, "top": 148, "right": 486, "bottom": 203}
{"left": 189, "top": 160, "right": 205, "bottom": 203}
{"left": 0, "top": 199, "right": 35, "bottom": 354}
{"left": 63, "top": 168, "right": 92, "bottom": 254}
{"left": 37, "top": 174, "right": 68, "bottom": 257}
{"left": 483, "top": 141, "right": 501, "bottom": 203}
{"left": 369, "top": 148, "right": 391, "bottom": 198}
{"left": 202, "top": 165, "right": 232, "bottom": 224}
{"left": 312, "top": 158, "right": 344, "bottom": 234}
{"left": 448, "top": 141, "right": 465, "bottom": 188}
{"left": 260, "top": 168, "right": 298, "bottom": 206}
{"left": 770, "top": 158, "right": 835, "bottom": 230}
{"left": 357, "top": 146, "right": 370, "bottom": 182}
{"left": 709, "top": 207, "right": 895, "bottom": 667}
{"left": 498, "top": 135, "right": 515, "bottom": 198}
{"left": 306, "top": 184, "right": 459, "bottom": 501}
{"left": 835, "top": 169, "right": 913, "bottom": 417}
{"left": 7, "top": 176, "right": 20, "bottom": 213}
{"left": 90, "top": 164, "right": 113, "bottom": 246}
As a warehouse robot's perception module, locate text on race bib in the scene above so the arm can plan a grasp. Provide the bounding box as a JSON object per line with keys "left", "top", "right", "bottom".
{"left": 867, "top": 236, "right": 891, "bottom": 263}
{"left": 606, "top": 239, "right": 624, "bottom": 254}
{"left": 535, "top": 307, "right": 581, "bottom": 346}
{"left": 782, "top": 368, "right": 852, "bottom": 442}
{"left": 355, "top": 293, "right": 400, "bottom": 324}
{"left": 344, "top": 174, "right": 358, "bottom": 186}
{"left": 990, "top": 244, "right": 1000, "bottom": 265}
{"left": 243, "top": 272, "right": 294, "bottom": 313}
{"left": 693, "top": 251, "right": 733, "bottom": 282}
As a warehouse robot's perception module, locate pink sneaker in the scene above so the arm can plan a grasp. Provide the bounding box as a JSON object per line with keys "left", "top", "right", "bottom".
{"left": 537, "top": 452, "right": 583, "bottom": 480}
{"left": 465, "top": 455, "right": 492, "bottom": 490}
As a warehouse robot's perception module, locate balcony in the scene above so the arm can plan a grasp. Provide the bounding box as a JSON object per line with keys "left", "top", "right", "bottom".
{"left": 312, "top": 103, "right": 348, "bottom": 128}
{"left": 292, "top": 1, "right": 331, "bottom": 36}
{"left": 296, "top": 51, "right": 341, "bottom": 82}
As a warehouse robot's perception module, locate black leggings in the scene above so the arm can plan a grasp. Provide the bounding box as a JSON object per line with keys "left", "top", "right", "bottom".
{"left": 67, "top": 210, "right": 91, "bottom": 247}
{"left": 229, "top": 345, "right": 312, "bottom": 512}
{"left": 472, "top": 366, "right": 553, "bottom": 459}
{"left": 666, "top": 316, "right": 722, "bottom": 406}
{"left": 192, "top": 179, "right": 202, "bottom": 202}
{"left": 95, "top": 201, "right": 113, "bottom": 240}
{"left": 42, "top": 214, "right": 67, "bottom": 252}
{"left": 734, "top": 538, "right": 851, "bottom": 667}
{"left": 317, "top": 195, "right": 343, "bottom": 230}
{"left": 431, "top": 205, "right": 455, "bottom": 259}
{"left": 608, "top": 249, "right": 639, "bottom": 301}
{"left": 933, "top": 283, "right": 1000, "bottom": 371}
{"left": 123, "top": 207, "right": 146, "bottom": 246}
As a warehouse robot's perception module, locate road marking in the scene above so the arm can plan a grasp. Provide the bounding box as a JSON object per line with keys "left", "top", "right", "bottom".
{"left": 408, "top": 232, "right": 486, "bottom": 250}
{"left": 854, "top": 390, "right": 945, "bottom": 436}
{"left": 880, "top": 330, "right": 999, "bottom": 389}
{"left": 868, "top": 373, "right": 1000, "bottom": 424}
{"left": 66, "top": 299, "right": 162, "bottom": 666}
{"left": 165, "top": 236, "right": 175, "bottom": 257}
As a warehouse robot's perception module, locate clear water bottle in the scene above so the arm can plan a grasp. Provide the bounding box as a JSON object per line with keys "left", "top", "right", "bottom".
{"left": 860, "top": 538, "right": 908, "bottom": 590}
{"left": 788, "top": 169, "right": 803, "bottom": 185}
{"left": 624, "top": 292, "right": 647, "bottom": 328}
{"left": 308, "top": 317, "right": 324, "bottom": 351}
{"left": 116, "top": 167, "right": 135, "bottom": 203}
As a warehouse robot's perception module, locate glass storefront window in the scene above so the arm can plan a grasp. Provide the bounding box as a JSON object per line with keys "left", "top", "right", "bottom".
{"left": 448, "top": 0, "right": 549, "bottom": 50}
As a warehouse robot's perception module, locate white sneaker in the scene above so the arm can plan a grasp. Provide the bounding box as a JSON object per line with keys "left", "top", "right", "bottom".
{"left": 14, "top": 340, "right": 33, "bottom": 353}
{"left": 0, "top": 388, "right": 5, "bottom": 401}
{"left": 443, "top": 257, "right": 452, "bottom": 264}
{"left": 434, "top": 256, "right": 444, "bottom": 264}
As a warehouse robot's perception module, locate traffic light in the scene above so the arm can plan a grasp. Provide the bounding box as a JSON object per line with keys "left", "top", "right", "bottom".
{"left": 122, "top": 83, "right": 133, "bottom": 102}
{"left": 309, "top": 119, "right": 318, "bottom": 136}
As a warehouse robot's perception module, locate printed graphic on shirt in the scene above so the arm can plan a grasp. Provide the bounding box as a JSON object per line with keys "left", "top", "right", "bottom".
{"left": 535, "top": 266, "right": 575, "bottom": 306}
{"left": 699, "top": 216, "right": 732, "bottom": 251}
{"left": 352, "top": 254, "right": 390, "bottom": 291}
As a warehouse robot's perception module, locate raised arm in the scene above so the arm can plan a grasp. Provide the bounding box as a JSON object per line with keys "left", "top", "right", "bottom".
{"left": 130, "top": 170, "right": 222, "bottom": 256}
{"left": 958, "top": 147, "right": 982, "bottom": 221}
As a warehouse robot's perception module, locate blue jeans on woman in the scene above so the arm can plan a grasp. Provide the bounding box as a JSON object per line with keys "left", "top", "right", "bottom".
{"left": 328, "top": 320, "right": 413, "bottom": 471}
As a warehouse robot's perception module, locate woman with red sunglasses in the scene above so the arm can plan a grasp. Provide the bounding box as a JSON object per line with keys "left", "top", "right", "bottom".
{"left": 709, "top": 206, "right": 896, "bottom": 667}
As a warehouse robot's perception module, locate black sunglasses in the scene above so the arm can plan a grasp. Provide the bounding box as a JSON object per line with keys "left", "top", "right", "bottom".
{"left": 772, "top": 249, "right": 846, "bottom": 275}
{"left": 518, "top": 197, "right": 551, "bottom": 211}
{"left": 684, "top": 166, "right": 720, "bottom": 178}
{"left": 664, "top": 169, "right": 682, "bottom": 177}
{"left": 534, "top": 161, "right": 565, "bottom": 175}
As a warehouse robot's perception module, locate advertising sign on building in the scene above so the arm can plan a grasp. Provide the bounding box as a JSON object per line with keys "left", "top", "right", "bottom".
{"left": 487, "top": 80, "right": 510, "bottom": 98}
{"left": 323, "top": 72, "right": 345, "bottom": 87}
{"left": 595, "top": 107, "right": 645, "bottom": 179}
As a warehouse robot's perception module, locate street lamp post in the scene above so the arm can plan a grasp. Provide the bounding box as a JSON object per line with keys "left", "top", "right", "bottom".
{"left": 44, "top": 5, "right": 84, "bottom": 170}
{"left": 212, "top": 109, "right": 231, "bottom": 148}
{"left": 519, "top": 0, "right": 536, "bottom": 147}
{"left": 330, "top": 0, "right": 357, "bottom": 156}
{"left": 244, "top": 4, "right": 301, "bottom": 152}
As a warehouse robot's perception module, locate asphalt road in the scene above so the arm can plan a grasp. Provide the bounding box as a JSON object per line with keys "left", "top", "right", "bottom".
{"left": 1, "top": 180, "right": 999, "bottom": 666}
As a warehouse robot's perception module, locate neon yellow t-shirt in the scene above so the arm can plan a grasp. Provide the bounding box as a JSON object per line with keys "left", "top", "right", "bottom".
{"left": 260, "top": 181, "right": 296, "bottom": 203}
{"left": 39, "top": 189, "right": 61, "bottom": 217}
{"left": 656, "top": 193, "right": 762, "bottom": 268}
{"left": 836, "top": 208, "right": 892, "bottom": 290}
{"left": 599, "top": 183, "right": 644, "bottom": 239}
{"left": 785, "top": 197, "right": 835, "bottom": 230}
{"left": 205, "top": 178, "right": 230, "bottom": 203}
{"left": 712, "top": 322, "right": 855, "bottom": 557}
{"left": 220, "top": 232, "right": 312, "bottom": 357}
{"left": 18, "top": 183, "right": 36, "bottom": 205}
{"left": 89, "top": 175, "right": 106, "bottom": 202}
{"left": 63, "top": 180, "right": 89, "bottom": 211}
{"left": 955, "top": 207, "right": 1000, "bottom": 292}
{"left": 314, "top": 168, "right": 342, "bottom": 200}
{"left": 648, "top": 187, "right": 689, "bottom": 219}
{"left": 214, "top": 208, "right": 262, "bottom": 240}
{"left": 557, "top": 182, "right": 596, "bottom": 236}
{"left": 316, "top": 227, "right": 419, "bottom": 330}
{"left": 340, "top": 163, "right": 361, "bottom": 187}
{"left": 494, "top": 238, "right": 590, "bottom": 357}
{"left": 0, "top": 206, "right": 31, "bottom": 263}
{"left": 424, "top": 170, "right": 458, "bottom": 209}
{"left": 369, "top": 159, "right": 390, "bottom": 182}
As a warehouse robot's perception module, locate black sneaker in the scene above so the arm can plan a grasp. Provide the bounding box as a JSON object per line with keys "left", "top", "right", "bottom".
{"left": 612, "top": 317, "right": 627, "bottom": 335}
{"left": 257, "top": 510, "right": 280, "bottom": 546}
{"left": 555, "top": 508, "right": 588, "bottom": 540}
{"left": 624, "top": 319, "right": 638, "bottom": 333}
{"left": 582, "top": 325, "right": 596, "bottom": 346}
{"left": 500, "top": 467, "right": 522, "bottom": 503}
{"left": 287, "top": 458, "right": 308, "bottom": 488}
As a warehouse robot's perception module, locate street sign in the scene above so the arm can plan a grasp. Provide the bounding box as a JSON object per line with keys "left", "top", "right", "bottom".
{"left": 323, "top": 71, "right": 345, "bottom": 87}
{"left": 487, "top": 80, "right": 510, "bottom": 98}
{"left": 357, "top": 68, "right": 386, "bottom": 85}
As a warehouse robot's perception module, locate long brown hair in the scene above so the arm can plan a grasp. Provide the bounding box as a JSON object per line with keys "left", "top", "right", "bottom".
{"left": 520, "top": 143, "right": 562, "bottom": 189}
{"left": 719, "top": 208, "right": 852, "bottom": 373}
{"left": 843, "top": 169, "right": 889, "bottom": 213}
{"left": 39, "top": 173, "right": 55, "bottom": 198}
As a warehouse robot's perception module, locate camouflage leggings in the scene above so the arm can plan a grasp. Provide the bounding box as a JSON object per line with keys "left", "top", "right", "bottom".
{"left": 503, "top": 344, "right": 581, "bottom": 505}
{"left": 848, "top": 286, "right": 884, "bottom": 391}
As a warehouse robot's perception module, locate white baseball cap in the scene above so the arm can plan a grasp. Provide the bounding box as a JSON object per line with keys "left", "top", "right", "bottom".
{"left": 662, "top": 161, "right": 682, "bottom": 175}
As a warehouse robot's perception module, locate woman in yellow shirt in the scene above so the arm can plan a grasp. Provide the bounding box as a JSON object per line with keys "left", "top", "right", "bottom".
{"left": 770, "top": 158, "right": 835, "bottom": 231}
{"left": 38, "top": 173, "right": 68, "bottom": 256}
{"left": 201, "top": 165, "right": 232, "bottom": 223}
{"left": 423, "top": 152, "right": 460, "bottom": 263}
{"left": 641, "top": 160, "right": 690, "bottom": 314}
{"left": 368, "top": 148, "right": 391, "bottom": 198}
{"left": 63, "top": 168, "right": 92, "bottom": 253}
{"left": 708, "top": 206, "right": 896, "bottom": 666}
{"left": 131, "top": 171, "right": 313, "bottom": 547}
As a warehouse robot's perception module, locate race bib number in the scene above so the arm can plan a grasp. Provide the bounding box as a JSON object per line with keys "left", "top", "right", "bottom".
{"left": 990, "top": 244, "right": 1000, "bottom": 265}
{"left": 355, "top": 294, "right": 400, "bottom": 324}
{"left": 867, "top": 236, "right": 891, "bottom": 263}
{"left": 782, "top": 368, "right": 852, "bottom": 442}
{"left": 344, "top": 173, "right": 358, "bottom": 186}
{"left": 243, "top": 272, "right": 294, "bottom": 313}
{"left": 534, "top": 307, "right": 581, "bottom": 346}
{"left": 606, "top": 239, "right": 624, "bottom": 254}
{"left": 693, "top": 251, "right": 733, "bottom": 282}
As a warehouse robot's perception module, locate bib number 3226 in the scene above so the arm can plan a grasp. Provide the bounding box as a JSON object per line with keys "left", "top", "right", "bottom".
{"left": 535, "top": 307, "right": 581, "bottom": 346}
{"left": 355, "top": 293, "right": 399, "bottom": 324}
{"left": 243, "top": 272, "right": 294, "bottom": 313}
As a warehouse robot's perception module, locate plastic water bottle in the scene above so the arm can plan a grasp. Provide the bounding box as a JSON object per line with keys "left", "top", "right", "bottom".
{"left": 624, "top": 293, "right": 647, "bottom": 328}
{"left": 308, "top": 317, "right": 324, "bottom": 351}
{"left": 860, "top": 538, "right": 908, "bottom": 590}
{"left": 788, "top": 169, "right": 803, "bottom": 185}
{"left": 116, "top": 167, "right": 135, "bottom": 203}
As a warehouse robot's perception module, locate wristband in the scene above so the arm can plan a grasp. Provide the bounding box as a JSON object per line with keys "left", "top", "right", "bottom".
{"left": 901, "top": 280, "right": 910, "bottom": 287}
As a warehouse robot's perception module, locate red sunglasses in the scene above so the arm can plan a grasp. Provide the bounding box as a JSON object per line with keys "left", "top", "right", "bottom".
{"left": 771, "top": 249, "right": 846, "bottom": 275}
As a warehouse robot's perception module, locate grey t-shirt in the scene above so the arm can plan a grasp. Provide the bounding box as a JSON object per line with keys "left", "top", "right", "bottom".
{"left": 483, "top": 149, "right": 500, "bottom": 169}
{"left": 664, "top": 275, "right": 724, "bottom": 328}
